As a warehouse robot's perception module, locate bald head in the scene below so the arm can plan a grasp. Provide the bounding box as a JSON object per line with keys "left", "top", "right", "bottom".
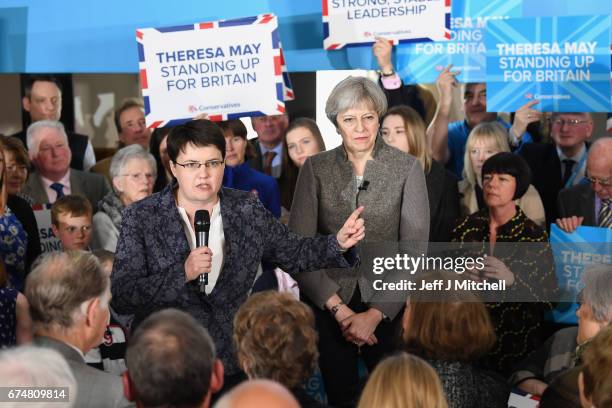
{"left": 214, "top": 380, "right": 299, "bottom": 408}
{"left": 587, "top": 137, "right": 612, "bottom": 200}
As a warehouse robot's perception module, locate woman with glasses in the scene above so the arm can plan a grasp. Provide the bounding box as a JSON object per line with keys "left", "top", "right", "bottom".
{"left": 111, "top": 119, "right": 365, "bottom": 388}
{"left": 91, "top": 144, "right": 156, "bottom": 252}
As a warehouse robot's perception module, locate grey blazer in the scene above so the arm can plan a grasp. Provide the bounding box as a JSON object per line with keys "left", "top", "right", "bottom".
{"left": 22, "top": 170, "right": 110, "bottom": 212}
{"left": 557, "top": 183, "right": 597, "bottom": 226}
{"left": 289, "top": 136, "right": 429, "bottom": 319}
{"left": 33, "top": 336, "right": 129, "bottom": 408}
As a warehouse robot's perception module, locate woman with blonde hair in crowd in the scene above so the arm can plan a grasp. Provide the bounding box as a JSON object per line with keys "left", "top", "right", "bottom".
{"left": 381, "top": 105, "right": 459, "bottom": 241}
{"left": 459, "top": 122, "right": 545, "bottom": 226}
{"left": 357, "top": 352, "right": 448, "bottom": 408}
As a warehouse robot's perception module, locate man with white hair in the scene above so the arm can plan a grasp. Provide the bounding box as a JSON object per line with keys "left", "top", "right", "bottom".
{"left": 25, "top": 251, "right": 128, "bottom": 408}
{"left": 556, "top": 137, "right": 612, "bottom": 231}
{"left": 0, "top": 345, "right": 77, "bottom": 408}
{"left": 9, "top": 75, "right": 96, "bottom": 171}
{"left": 21, "top": 120, "right": 110, "bottom": 211}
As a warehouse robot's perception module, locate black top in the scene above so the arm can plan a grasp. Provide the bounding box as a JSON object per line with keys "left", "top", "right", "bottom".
{"left": 6, "top": 194, "right": 41, "bottom": 276}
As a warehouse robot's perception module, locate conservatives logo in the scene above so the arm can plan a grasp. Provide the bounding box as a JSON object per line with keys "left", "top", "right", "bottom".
{"left": 524, "top": 93, "right": 534, "bottom": 100}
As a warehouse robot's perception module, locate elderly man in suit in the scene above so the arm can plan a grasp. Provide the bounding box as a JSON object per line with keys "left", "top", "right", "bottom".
{"left": 556, "top": 137, "right": 612, "bottom": 232}
{"left": 25, "top": 250, "right": 129, "bottom": 408}
{"left": 22, "top": 120, "right": 110, "bottom": 211}
{"left": 10, "top": 75, "right": 96, "bottom": 171}
{"left": 521, "top": 112, "right": 593, "bottom": 227}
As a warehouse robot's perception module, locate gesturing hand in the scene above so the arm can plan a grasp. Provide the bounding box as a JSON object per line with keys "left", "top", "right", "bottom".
{"left": 184, "top": 246, "right": 213, "bottom": 282}
{"left": 511, "top": 100, "right": 542, "bottom": 137}
{"left": 436, "top": 64, "right": 460, "bottom": 107}
{"left": 336, "top": 206, "right": 365, "bottom": 250}
{"left": 481, "top": 256, "right": 515, "bottom": 287}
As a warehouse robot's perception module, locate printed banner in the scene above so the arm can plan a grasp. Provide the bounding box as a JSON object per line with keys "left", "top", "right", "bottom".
{"left": 137, "top": 14, "right": 290, "bottom": 128}
{"left": 323, "top": 0, "right": 451, "bottom": 50}
{"left": 386, "top": 0, "right": 523, "bottom": 83}
{"left": 548, "top": 224, "right": 612, "bottom": 324}
{"left": 486, "top": 15, "right": 612, "bottom": 112}
{"left": 32, "top": 204, "right": 62, "bottom": 254}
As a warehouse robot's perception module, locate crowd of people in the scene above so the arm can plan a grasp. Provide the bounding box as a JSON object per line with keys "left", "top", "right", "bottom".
{"left": 0, "top": 37, "right": 611, "bottom": 408}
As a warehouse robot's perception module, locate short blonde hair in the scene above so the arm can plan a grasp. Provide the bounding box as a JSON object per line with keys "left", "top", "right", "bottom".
{"left": 358, "top": 353, "right": 448, "bottom": 408}
{"left": 462, "top": 122, "right": 510, "bottom": 186}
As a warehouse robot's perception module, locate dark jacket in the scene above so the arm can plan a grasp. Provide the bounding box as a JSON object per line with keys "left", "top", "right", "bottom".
{"left": 558, "top": 183, "right": 597, "bottom": 227}
{"left": 7, "top": 194, "right": 41, "bottom": 275}
{"left": 111, "top": 184, "right": 354, "bottom": 375}
{"left": 426, "top": 160, "right": 459, "bottom": 242}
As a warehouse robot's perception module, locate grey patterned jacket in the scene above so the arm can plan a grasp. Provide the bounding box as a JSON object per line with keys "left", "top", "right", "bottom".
{"left": 289, "top": 136, "right": 429, "bottom": 320}
{"left": 111, "top": 184, "right": 354, "bottom": 374}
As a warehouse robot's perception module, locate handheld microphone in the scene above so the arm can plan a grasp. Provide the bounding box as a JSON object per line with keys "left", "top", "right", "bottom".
{"left": 194, "top": 210, "right": 210, "bottom": 293}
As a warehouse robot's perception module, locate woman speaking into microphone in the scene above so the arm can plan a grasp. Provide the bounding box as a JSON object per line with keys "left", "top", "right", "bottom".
{"left": 111, "top": 119, "right": 365, "bottom": 386}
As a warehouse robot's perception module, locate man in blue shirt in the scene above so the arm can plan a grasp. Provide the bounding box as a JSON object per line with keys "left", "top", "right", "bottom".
{"left": 427, "top": 65, "right": 537, "bottom": 178}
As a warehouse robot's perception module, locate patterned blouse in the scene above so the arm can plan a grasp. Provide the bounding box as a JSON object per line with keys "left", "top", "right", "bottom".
{"left": 451, "top": 206, "right": 556, "bottom": 375}
{"left": 0, "top": 206, "right": 28, "bottom": 291}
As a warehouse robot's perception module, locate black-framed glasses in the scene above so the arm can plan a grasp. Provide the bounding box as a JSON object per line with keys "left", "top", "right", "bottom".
{"left": 174, "top": 160, "right": 224, "bottom": 170}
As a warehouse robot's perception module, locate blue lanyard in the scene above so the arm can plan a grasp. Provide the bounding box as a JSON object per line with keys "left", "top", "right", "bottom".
{"left": 564, "top": 149, "right": 587, "bottom": 188}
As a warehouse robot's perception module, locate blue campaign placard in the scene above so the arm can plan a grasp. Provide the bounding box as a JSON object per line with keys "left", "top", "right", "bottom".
{"left": 387, "top": 0, "right": 522, "bottom": 84}
{"left": 548, "top": 224, "right": 612, "bottom": 324}
{"left": 486, "top": 15, "right": 612, "bottom": 112}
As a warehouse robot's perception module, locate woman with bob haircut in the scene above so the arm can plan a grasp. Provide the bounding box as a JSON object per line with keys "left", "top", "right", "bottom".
{"left": 112, "top": 119, "right": 365, "bottom": 386}
{"left": 451, "top": 152, "right": 556, "bottom": 375}
{"left": 357, "top": 352, "right": 448, "bottom": 408}
{"left": 401, "top": 273, "right": 510, "bottom": 408}
{"left": 459, "top": 122, "right": 545, "bottom": 226}
{"left": 219, "top": 119, "right": 281, "bottom": 218}
{"left": 381, "top": 105, "right": 459, "bottom": 241}
{"left": 289, "top": 76, "right": 429, "bottom": 407}
{"left": 233, "top": 290, "right": 328, "bottom": 408}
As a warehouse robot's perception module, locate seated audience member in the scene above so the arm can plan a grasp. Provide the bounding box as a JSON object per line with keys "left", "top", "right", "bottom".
{"left": 557, "top": 137, "right": 612, "bottom": 231}
{"left": 1, "top": 135, "right": 34, "bottom": 202}
{"left": 233, "top": 291, "right": 327, "bottom": 408}
{"left": 10, "top": 75, "right": 95, "bottom": 171}
{"left": 381, "top": 105, "right": 459, "bottom": 241}
{"left": 0, "top": 345, "right": 77, "bottom": 408}
{"left": 111, "top": 119, "right": 364, "bottom": 388}
{"left": 26, "top": 251, "right": 128, "bottom": 408}
{"left": 22, "top": 120, "right": 110, "bottom": 211}
{"left": 149, "top": 127, "right": 173, "bottom": 192}
{"left": 0, "top": 258, "right": 33, "bottom": 348}
{"left": 459, "top": 122, "right": 545, "bottom": 226}
{"left": 511, "top": 264, "right": 612, "bottom": 396}
{"left": 123, "top": 309, "right": 223, "bottom": 408}
{"left": 1, "top": 138, "right": 41, "bottom": 273}
{"left": 426, "top": 66, "right": 535, "bottom": 178}
{"left": 401, "top": 276, "right": 510, "bottom": 408}
{"left": 372, "top": 37, "right": 437, "bottom": 124}
{"left": 85, "top": 250, "right": 129, "bottom": 376}
{"left": 521, "top": 112, "right": 593, "bottom": 227}
{"left": 51, "top": 194, "right": 93, "bottom": 251}
{"left": 249, "top": 114, "right": 297, "bottom": 210}
{"left": 91, "top": 145, "right": 156, "bottom": 252}
{"left": 579, "top": 325, "right": 612, "bottom": 408}
{"left": 219, "top": 120, "right": 281, "bottom": 218}
{"left": 357, "top": 352, "right": 448, "bottom": 408}
{"left": 92, "top": 99, "right": 152, "bottom": 183}
{"left": 451, "top": 152, "right": 556, "bottom": 375}
{"left": 0, "top": 143, "right": 39, "bottom": 288}
{"left": 214, "top": 379, "right": 300, "bottom": 408}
